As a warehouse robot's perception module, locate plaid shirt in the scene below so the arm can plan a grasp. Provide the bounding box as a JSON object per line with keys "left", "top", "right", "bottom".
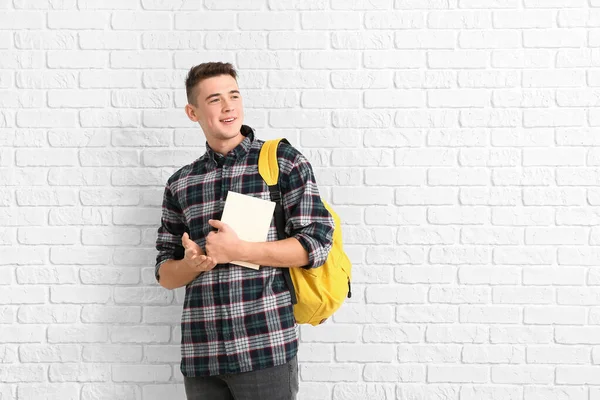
{"left": 155, "top": 125, "right": 334, "bottom": 377}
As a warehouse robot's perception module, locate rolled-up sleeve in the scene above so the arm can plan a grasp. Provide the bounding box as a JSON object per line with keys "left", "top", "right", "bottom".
{"left": 282, "top": 152, "right": 334, "bottom": 269}
{"left": 155, "top": 184, "right": 186, "bottom": 282}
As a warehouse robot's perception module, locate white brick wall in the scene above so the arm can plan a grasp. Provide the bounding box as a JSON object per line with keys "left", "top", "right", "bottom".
{"left": 1, "top": 1, "right": 600, "bottom": 399}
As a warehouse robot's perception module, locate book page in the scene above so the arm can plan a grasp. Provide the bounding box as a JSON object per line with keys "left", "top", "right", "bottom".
{"left": 220, "top": 191, "right": 276, "bottom": 270}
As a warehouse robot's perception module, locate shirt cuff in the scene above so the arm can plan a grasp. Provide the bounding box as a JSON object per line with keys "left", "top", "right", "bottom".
{"left": 293, "top": 232, "right": 329, "bottom": 269}
{"left": 155, "top": 257, "right": 172, "bottom": 282}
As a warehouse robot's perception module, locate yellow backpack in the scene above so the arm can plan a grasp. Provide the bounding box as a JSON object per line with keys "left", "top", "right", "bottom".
{"left": 258, "top": 138, "right": 352, "bottom": 326}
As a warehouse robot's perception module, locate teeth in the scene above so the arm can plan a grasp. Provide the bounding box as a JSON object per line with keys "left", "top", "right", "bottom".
{"left": 223, "top": 118, "right": 234, "bottom": 122}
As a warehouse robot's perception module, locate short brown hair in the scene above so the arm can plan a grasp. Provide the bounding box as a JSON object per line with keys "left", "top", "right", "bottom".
{"left": 185, "top": 62, "right": 238, "bottom": 105}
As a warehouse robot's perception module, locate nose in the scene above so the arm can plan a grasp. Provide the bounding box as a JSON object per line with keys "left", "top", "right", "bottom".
{"left": 222, "top": 98, "right": 233, "bottom": 113}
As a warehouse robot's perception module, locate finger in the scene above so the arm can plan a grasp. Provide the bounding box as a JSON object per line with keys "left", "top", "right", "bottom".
{"left": 208, "top": 219, "right": 225, "bottom": 231}
{"left": 182, "top": 232, "right": 192, "bottom": 248}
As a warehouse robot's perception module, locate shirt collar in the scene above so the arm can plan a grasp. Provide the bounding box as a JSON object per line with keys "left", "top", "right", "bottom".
{"left": 205, "top": 125, "right": 254, "bottom": 167}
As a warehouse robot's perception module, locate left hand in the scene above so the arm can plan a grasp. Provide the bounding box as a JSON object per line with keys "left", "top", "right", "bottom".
{"left": 205, "top": 219, "right": 243, "bottom": 264}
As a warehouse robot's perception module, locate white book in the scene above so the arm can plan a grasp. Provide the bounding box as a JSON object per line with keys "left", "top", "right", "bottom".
{"left": 220, "top": 191, "right": 276, "bottom": 270}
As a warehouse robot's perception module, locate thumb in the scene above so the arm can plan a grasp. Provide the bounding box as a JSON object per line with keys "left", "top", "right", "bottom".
{"left": 182, "top": 232, "right": 193, "bottom": 248}
{"left": 208, "top": 219, "right": 226, "bottom": 231}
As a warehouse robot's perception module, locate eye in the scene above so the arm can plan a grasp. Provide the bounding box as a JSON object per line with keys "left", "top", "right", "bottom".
{"left": 232, "top": 95, "right": 239, "bottom": 99}
{"left": 210, "top": 98, "right": 219, "bottom": 103}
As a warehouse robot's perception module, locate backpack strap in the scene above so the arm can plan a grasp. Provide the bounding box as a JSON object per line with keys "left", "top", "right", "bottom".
{"left": 258, "top": 138, "right": 298, "bottom": 305}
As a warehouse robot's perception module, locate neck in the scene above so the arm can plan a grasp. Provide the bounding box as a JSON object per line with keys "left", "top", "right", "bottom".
{"left": 206, "top": 131, "right": 245, "bottom": 156}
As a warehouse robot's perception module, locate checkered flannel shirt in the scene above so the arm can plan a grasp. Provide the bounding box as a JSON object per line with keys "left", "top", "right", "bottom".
{"left": 155, "top": 125, "right": 334, "bottom": 377}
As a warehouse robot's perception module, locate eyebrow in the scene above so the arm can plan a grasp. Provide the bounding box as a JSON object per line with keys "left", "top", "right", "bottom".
{"left": 205, "top": 90, "right": 240, "bottom": 102}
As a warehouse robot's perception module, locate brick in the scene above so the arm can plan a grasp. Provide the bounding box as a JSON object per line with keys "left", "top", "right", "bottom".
{"left": 556, "top": 49, "right": 600, "bottom": 68}
{"left": 269, "top": 32, "right": 327, "bottom": 49}
{"left": 302, "top": 12, "right": 360, "bottom": 29}
{"left": 18, "top": 305, "right": 78, "bottom": 324}
{"left": 175, "top": 50, "right": 235, "bottom": 68}
{"left": 48, "top": 90, "right": 109, "bottom": 108}
{"left": 204, "top": 0, "right": 262, "bottom": 9}
{"left": 0, "top": 91, "right": 42, "bottom": 108}
{"left": 493, "top": 89, "right": 554, "bottom": 107}
{"left": 333, "top": 304, "right": 392, "bottom": 323}
{"left": 460, "top": 30, "right": 520, "bottom": 48}
{"left": 333, "top": 71, "right": 391, "bottom": 89}
{"left": 48, "top": 51, "right": 107, "bottom": 69}
{"left": 395, "top": 30, "right": 455, "bottom": 49}
{"left": 17, "top": 110, "right": 78, "bottom": 128}
{"left": 426, "top": 325, "right": 488, "bottom": 344}
{"left": 81, "top": 267, "right": 140, "bottom": 285}
{"left": 524, "top": 109, "right": 585, "bottom": 127}
{"left": 15, "top": 31, "right": 76, "bottom": 49}
{"left": 270, "top": 110, "right": 328, "bottom": 128}
{"left": 428, "top": 11, "right": 492, "bottom": 28}
{"left": 300, "top": 364, "right": 360, "bottom": 382}
{"left": 0, "top": 287, "right": 45, "bottom": 304}
{"left": 82, "top": 227, "right": 140, "bottom": 246}
{"left": 111, "top": 12, "right": 171, "bottom": 30}
{"left": 524, "top": 387, "right": 586, "bottom": 400}
{"left": 79, "top": 31, "right": 137, "bottom": 50}
{"left": 82, "top": 344, "right": 142, "bottom": 362}
{"left": 460, "top": 0, "right": 518, "bottom": 7}
{"left": 17, "top": 384, "right": 79, "bottom": 400}
{"left": 174, "top": 12, "right": 234, "bottom": 30}
{"left": 268, "top": 71, "right": 328, "bottom": 89}
{"left": 0, "top": 51, "right": 44, "bottom": 69}
{"left": 336, "top": 344, "right": 395, "bottom": 362}
{"left": 237, "top": 12, "right": 296, "bottom": 30}
{"left": 50, "top": 247, "right": 111, "bottom": 264}
{"left": 492, "top": 50, "right": 552, "bottom": 68}
{"left": 80, "top": 110, "right": 140, "bottom": 128}
{"left": 493, "top": 10, "right": 554, "bottom": 28}
{"left": 365, "top": 50, "right": 424, "bottom": 68}
{"left": 110, "top": 326, "right": 170, "bottom": 344}
{"left": 0, "top": 11, "right": 44, "bottom": 28}
{"left": 49, "top": 363, "right": 110, "bottom": 382}
{"left": 333, "top": 111, "right": 392, "bottom": 128}
{"left": 111, "top": 51, "right": 171, "bottom": 69}
{"left": 17, "top": 71, "right": 78, "bottom": 89}
{"left": 81, "top": 384, "right": 141, "bottom": 400}
{"left": 80, "top": 71, "right": 140, "bottom": 88}
{"left": 112, "top": 168, "right": 171, "bottom": 186}
{"left": 461, "top": 386, "right": 523, "bottom": 400}
{"left": 142, "top": 32, "right": 203, "bottom": 49}
{"left": 79, "top": 0, "right": 137, "bottom": 8}
{"left": 0, "top": 364, "right": 45, "bottom": 382}
{"left": 16, "top": 188, "right": 76, "bottom": 206}
{"left": 300, "top": 51, "right": 358, "bottom": 69}
{"left": 524, "top": 0, "right": 585, "bottom": 7}
{"left": 18, "top": 227, "right": 77, "bottom": 245}
{"left": 48, "top": 11, "right": 108, "bottom": 29}
{"left": 206, "top": 32, "right": 266, "bottom": 49}
{"left": 428, "top": 365, "right": 488, "bottom": 383}
{"left": 332, "top": 32, "right": 393, "bottom": 49}
{"left": 524, "top": 29, "right": 586, "bottom": 48}
{"left": 269, "top": 0, "right": 326, "bottom": 9}
{"left": 142, "top": 0, "right": 201, "bottom": 9}
{"left": 14, "top": 0, "right": 75, "bottom": 8}
{"left": 114, "top": 287, "right": 173, "bottom": 305}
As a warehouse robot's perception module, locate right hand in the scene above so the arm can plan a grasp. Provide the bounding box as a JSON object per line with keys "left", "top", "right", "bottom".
{"left": 182, "top": 232, "right": 217, "bottom": 273}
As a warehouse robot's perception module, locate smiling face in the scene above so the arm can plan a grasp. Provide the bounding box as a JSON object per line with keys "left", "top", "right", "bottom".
{"left": 185, "top": 74, "right": 245, "bottom": 148}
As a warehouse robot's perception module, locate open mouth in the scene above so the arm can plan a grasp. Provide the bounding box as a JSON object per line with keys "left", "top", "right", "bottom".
{"left": 220, "top": 117, "right": 236, "bottom": 125}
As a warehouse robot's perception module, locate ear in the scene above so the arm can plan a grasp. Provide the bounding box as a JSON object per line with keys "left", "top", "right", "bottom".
{"left": 185, "top": 103, "right": 199, "bottom": 122}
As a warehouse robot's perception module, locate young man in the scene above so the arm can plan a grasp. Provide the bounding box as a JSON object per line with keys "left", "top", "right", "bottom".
{"left": 154, "top": 62, "right": 334, "bottom": 400}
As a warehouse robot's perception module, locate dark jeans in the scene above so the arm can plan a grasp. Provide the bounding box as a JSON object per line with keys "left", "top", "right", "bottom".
{"left": 183, "top": 356, "right": 299, "bottom": 400}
